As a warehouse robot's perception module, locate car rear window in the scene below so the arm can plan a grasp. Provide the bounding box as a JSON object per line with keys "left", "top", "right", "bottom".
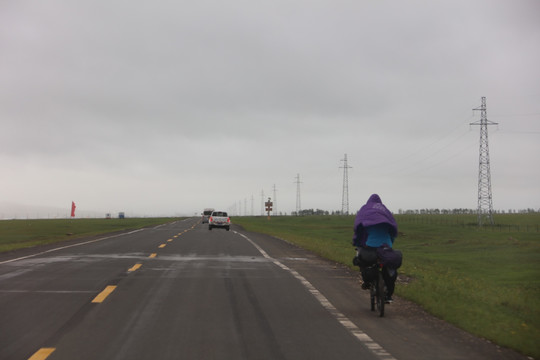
{"left": 212, "top": 212, "right": 227, "bottom": 217}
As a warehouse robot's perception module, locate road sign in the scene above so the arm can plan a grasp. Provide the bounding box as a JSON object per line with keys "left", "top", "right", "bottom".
{"left": 265, "top": 198, "right": 273, "bottom": 218}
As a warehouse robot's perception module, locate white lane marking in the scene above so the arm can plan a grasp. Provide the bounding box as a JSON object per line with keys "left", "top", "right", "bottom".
{"left": 0, "top": 229, "right": 145, "bottom": 265}
{"left": 235, "top": 231, "right": 397, "bottom": 360}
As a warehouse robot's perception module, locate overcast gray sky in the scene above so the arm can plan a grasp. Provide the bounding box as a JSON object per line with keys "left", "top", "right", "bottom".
{"left": 1, "top": 0, "right": 539, "bottom": 218}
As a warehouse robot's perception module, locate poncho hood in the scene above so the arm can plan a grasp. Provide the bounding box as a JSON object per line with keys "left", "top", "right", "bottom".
{"left": 354, "top": 194, "right": 398, "bottom": 237}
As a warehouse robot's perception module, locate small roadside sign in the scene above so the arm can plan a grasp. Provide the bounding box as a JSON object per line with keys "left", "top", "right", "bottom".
{"left": 265, "top": 198, "right": 273, "bottom": 219}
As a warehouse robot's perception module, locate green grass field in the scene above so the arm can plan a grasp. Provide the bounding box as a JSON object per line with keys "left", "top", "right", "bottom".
{"left": 0, "top": 218, "right": 180, "bottom": 253}
{"left": 232, "top": 214, "right": 540, "bottom": 359}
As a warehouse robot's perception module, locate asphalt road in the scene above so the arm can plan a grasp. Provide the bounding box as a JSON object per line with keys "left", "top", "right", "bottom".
{"left": 0, "top": 218, "right": 529, "bottom": 360}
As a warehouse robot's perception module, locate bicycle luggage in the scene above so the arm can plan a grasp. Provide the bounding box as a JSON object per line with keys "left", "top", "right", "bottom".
{"left": 376, "top": 245, "right": 403, "bottom": 269}
{"left": 362, "top": 265, "right": 378, "bottom": 283}
{"left": 357, "top": 247, "right": 378, "bottom": 266}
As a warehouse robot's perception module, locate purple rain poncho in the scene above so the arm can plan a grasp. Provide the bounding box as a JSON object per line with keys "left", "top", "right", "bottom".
{"left": 352, "top": 194, "right": 398, "bottom": 247}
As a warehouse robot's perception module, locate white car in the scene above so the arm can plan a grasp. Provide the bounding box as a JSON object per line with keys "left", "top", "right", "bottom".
{"left": 208, "top": 211, "right": 230, "bottom": 231}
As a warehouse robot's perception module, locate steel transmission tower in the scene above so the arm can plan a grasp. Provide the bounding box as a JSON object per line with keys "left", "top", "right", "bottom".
{"left": 471, "top": 97, "right": 497, "bottom": 226}
{"left": 340, "top": 154, "right": 352, "bottom": 215}
{"left": 295, "top": 174, "right": 302, "bottom": 215}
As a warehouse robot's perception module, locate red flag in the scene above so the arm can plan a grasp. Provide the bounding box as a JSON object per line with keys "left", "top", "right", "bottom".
{"left": 71, "top": 201, "right": 76, "bottom": 217}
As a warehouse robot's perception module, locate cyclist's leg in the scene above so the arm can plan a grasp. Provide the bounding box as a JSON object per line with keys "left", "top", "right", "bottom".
{"left": 383, "top": 266, "right": 397, "bottom": 299}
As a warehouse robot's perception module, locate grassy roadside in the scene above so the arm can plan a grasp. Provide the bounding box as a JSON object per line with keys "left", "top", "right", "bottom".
{"left": 233, "top": 214, "right": 540, "bottom": 359}
{"left": 0, "top": 218, "right": 182, "bottom": 253}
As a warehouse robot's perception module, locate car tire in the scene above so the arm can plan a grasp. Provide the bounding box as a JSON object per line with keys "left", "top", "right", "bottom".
{"left": 208, "top": 226, "right": 212, "bottom": 230}
{"left": 226, "top": 227, "right": 230, "bottom": 231}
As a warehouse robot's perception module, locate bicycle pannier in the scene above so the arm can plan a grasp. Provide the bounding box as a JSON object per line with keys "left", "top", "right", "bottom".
{"left": 358, "top": 247, "right": 378, "bottom": 267}
{"left": 376, "top": 246, "right": 403, "bottom": 269}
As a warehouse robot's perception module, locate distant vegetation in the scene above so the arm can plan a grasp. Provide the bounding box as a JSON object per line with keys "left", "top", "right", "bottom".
{"left": 398, "top": 208, "right": 539, "bottom": 214}
{"left": 289, "top": 208, "right": 539, "bottom": 217}
{"left": 233, "top": 213, "right": 540, "bottom": 359}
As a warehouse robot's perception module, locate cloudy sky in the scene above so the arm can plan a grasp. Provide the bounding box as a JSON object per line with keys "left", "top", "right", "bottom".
{"left": 1, "top": 0, "right": 539, "bottom": 218}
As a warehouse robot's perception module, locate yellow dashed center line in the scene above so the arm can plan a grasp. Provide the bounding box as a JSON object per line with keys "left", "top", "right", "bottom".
{"left": 92, "top": 285, "right": 117, "bottom": 303}
{"left": 28, "top": 348, "right": 55, "bottom": 360}
{"left": 30, "top": 228, "right": 200, "bottom": 358}
{"left": 128, "top": 263, "right": 142, "bottom": 272}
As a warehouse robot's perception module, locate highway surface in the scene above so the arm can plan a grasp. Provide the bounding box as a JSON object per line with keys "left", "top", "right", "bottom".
{"left": 0, "top": 218, "right": 528, "bottom": 360}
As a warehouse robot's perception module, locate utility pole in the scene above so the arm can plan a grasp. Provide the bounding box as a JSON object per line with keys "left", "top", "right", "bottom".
{"left": 260, "top": 189, "right": 265, "bottom": 216}
{"left": 471, "top": 97, "right": 497, "bottom": 226}
{"left": 340, "top": 154, "right": 352, "bottom": 215}
{"left": 294, "top": 174, "right": 302, "bottom": 216}
{"left": 272, "top": 184, "right": 278, "bottom": 216}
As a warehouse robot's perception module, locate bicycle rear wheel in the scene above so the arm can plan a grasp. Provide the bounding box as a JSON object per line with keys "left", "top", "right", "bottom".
{"left": 370, "top": 284, "right": 376, "bottom": 311}
{"left": 376, "top": 271, "right": 385, "bottom": 317}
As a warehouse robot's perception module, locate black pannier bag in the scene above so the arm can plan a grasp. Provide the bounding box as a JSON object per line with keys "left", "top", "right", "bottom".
{"left": 362, "top": 265, "right": 378, "bottom": 283}
{"left": 357, "top": 247, "right": 378, "bottom": 267}
{"left": 376, "top": 245, "right": 403, "bottom": 269}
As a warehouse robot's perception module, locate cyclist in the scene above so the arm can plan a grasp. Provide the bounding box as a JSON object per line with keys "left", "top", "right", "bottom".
{"left": 352, "top": 194, "right": 398, "bottom": 303}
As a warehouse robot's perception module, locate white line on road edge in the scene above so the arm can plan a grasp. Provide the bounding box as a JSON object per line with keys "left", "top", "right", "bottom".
{"left": 0, "top": 229, "right": 146, "bottom": 265}
{"left": 235, "top": 231, "right": 397, "bottom": 360}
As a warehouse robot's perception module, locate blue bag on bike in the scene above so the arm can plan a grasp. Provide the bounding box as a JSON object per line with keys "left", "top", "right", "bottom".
{"left": 376, "top": 245, "right": 403, "bottom": 269}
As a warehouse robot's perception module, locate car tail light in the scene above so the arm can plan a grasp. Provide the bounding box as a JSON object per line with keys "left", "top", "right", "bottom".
{"left": 227, "top": 217, "right": 230, "bottom": 223}
{"left": 209, "top": 217, "right": 213, "bottom": 222}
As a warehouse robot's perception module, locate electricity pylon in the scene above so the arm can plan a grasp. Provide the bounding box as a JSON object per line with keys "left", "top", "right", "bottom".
{"left": 340, "top": 154, "right": 352, "bottom": 215}
{"left": 471, "top": 97, "right": 497, "bottom": 226}
{"left": 294, "top": 174, "right": 302, "bottom": 215}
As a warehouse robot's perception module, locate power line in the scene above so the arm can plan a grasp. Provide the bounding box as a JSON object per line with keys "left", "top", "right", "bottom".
{"left": 372, "top": 114, "right": 475, "bottom": 171}
{"left": 489, "top": 112, "right": 540, "bottom": 117}
{"left": 495, "top": 130, "right": 540, "bottom": 135}
{"left": 387, "top": 128, "right": 476, "bottom": 177}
